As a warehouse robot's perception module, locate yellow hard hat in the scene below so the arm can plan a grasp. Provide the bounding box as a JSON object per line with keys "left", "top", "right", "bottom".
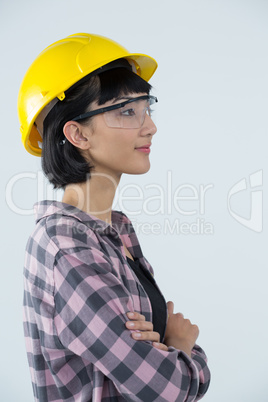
{"left": 17, "top": 33, "right": 158, "bottom": 157}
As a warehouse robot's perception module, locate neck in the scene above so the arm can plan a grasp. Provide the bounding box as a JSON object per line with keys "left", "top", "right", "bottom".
{"left": 62, "top": 170, "right": 121, "bottom": 225}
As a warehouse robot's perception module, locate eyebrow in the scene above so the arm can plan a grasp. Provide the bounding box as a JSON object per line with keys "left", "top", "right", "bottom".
{"left": 111, "top": 96, "right": 136, "bottom": 104}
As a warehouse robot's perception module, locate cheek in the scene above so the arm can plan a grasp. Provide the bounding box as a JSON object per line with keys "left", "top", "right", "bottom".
{"left": 109, "top": 140, "right": 136, "bottom": 164}
{"left": 90, "top": 134, "right": 135, "bottom": 164}
{"left": 88, "top": 120, "right": 139, "bottom": 165}
{"left": 105, "top": 132, "right": 136, "bottom": 155}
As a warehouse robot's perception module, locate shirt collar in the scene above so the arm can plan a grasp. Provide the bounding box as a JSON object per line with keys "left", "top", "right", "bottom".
{"left": 34, "top": 200, "right": 135, "bottom": 238}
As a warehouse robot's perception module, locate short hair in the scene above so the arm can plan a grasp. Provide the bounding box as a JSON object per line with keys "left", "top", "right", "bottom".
{"left": 41, "top": 64, "right": 152, "bottom": 189}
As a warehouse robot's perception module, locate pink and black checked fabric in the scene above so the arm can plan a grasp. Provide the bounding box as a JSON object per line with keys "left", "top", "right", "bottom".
{"left": 23, "top": 200, "right": 210, "bottom": 401}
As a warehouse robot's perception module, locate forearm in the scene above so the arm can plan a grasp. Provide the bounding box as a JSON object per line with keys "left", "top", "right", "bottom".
{"left": 55, "top": 278, "right": 210, "bottom": 400}
{"left": 164, "top": 342, "right": 211, "bottom": 401}
{"left": 190, "top": 344, "right": 211, "bottom": 400}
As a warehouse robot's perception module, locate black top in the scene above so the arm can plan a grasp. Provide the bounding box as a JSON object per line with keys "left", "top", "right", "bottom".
{"left": 126, "top": 256, "right": 167, "bottom": 341}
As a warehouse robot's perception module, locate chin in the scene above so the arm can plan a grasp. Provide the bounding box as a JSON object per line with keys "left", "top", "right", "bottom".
{"left": 125, "top": 163, "right": 151, "bottom": 175}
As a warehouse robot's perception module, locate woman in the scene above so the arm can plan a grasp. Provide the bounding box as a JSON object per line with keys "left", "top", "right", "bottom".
{"left": 18, "top": 33, "right": 210, "bottom": 401}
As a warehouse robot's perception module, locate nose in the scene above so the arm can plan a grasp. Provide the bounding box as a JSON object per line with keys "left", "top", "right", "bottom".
{"left": 140, "top": 113, "right": 157, "bottom": 136}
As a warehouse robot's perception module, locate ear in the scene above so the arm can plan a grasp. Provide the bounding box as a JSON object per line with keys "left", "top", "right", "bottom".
{"left": 63, "top": 121, "right": 91, "bottom": 150}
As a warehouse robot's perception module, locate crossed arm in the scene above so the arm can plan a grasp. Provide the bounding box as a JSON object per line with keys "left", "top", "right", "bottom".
{"left": 50, "top": 226, "right": 210, "bottom": 401}
{"left": 126, "top": 301, "right": 199, "bottom": 358}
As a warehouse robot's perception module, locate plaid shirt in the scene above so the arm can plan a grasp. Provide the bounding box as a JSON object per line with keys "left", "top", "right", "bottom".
{"left": 23, "top": 200, "right": 210, "bottom": 402}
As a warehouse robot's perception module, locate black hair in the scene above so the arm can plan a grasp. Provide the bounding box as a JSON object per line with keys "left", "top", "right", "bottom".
{"left": 41, "top": 64, "right": 151, "bottom": 189}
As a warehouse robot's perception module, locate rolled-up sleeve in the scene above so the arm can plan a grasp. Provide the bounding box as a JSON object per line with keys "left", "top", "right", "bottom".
{"left": 53, "top": 236, "right": 210, "bottom": 401}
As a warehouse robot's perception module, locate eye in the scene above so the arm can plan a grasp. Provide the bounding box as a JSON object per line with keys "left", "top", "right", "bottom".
{"left": 121, "top": 108, "right": 136, "bottom": 117}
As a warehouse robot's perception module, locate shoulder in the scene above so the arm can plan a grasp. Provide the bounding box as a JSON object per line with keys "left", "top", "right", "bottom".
{"left": 30, "top": 201, "right": 104, "bottom": 256}
{"left": 43, "top": 213, "right": 102, "bottom": 253}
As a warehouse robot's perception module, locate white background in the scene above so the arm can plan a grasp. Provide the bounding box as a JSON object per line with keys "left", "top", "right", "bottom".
{"left": 1, "top": 0, "right": 268, "bottom": 400}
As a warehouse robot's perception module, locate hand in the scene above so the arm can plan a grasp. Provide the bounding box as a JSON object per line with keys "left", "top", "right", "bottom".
{"left": 126, "top": 312, "right": 168, "bottom": 351}
{"left": 164, "top": 301, "right": 199, "bottom": 357}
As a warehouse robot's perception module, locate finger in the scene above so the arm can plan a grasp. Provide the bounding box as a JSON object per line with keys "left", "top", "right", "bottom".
{"left": 127, "top": 312, "right": 145, "bottom": 321}
{"left": 153, "top": 342, "right": 169, "bottom": 351}
{"left": 125, "top": 320, "right": 153, "bottom": 331}
{"left": 166, "top": 301, "right": 174, "bottom": 316}
{"left": 132, "top": 330, "right": 160, "bottom": 343}
{"left": 192, "top": 324, "right": 200, "bottom": 336}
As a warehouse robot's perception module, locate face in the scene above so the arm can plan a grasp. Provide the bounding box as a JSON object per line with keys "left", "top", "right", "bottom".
{"left": 81, "top": 93, "right": 157, "bottom": 178}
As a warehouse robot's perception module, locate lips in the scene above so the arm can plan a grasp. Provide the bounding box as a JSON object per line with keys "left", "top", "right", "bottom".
{"left": 135, "top": 144, "right": 151, "bottom": 150}
{"left": 135, "top": 144, "right": 151, "bottom": 154}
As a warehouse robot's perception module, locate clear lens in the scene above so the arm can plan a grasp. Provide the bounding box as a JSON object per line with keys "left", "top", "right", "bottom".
{"left": 103, "top": 97, "right": 156, "bottom": 128}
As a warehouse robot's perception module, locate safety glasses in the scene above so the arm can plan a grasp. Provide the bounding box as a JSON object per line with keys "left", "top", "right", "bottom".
{"left": 71, "top": 95, "right": 158, "bottom": 129}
